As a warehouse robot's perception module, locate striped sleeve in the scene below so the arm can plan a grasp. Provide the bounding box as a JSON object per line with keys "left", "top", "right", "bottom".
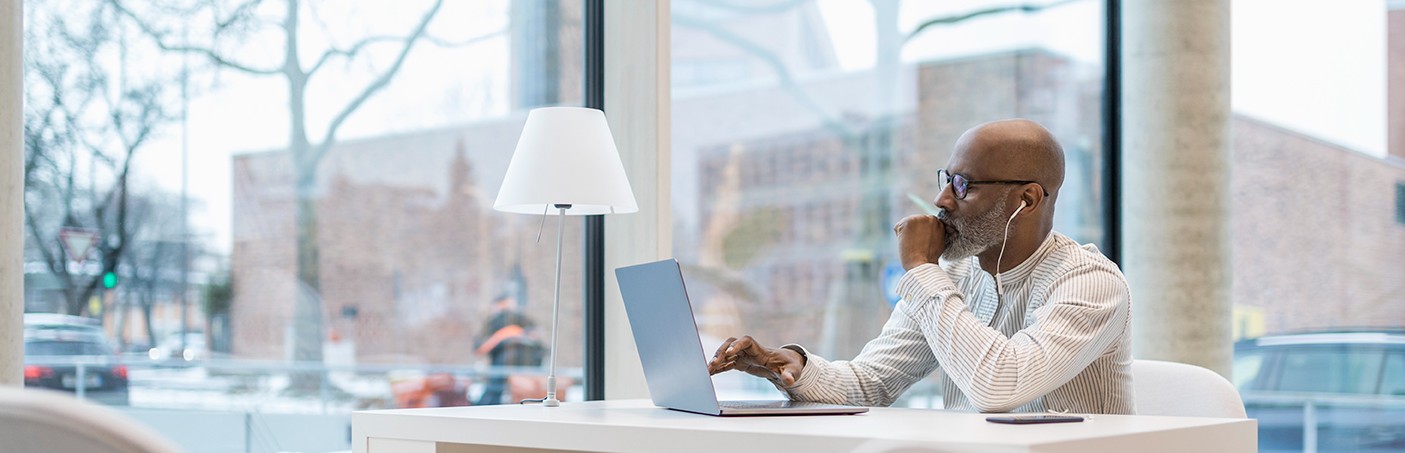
{"left": 777, "top": 308, "right": 943, "bottom": 406}
{"left": 894, "top": 262, "right": 1130, "bottom": 413}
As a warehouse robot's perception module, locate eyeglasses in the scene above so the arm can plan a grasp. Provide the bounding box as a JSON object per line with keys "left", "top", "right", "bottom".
{"left": 937, "top": 169, "right": 1045, "bottom": 200}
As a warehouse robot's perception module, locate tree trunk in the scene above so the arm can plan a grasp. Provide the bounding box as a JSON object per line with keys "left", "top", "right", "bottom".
{"left": 290, "top": 171, "right": 325, "bottom": 392}
{"left": 283, "top": 0, "right": 324, "bottom": 394}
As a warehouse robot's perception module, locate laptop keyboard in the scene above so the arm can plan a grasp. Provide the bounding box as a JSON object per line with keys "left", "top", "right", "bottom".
{"left": 720, "top": 400, "right": 796, "bottom": 409}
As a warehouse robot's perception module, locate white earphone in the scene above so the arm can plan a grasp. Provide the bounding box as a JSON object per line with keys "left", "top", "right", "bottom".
{"left": 994, "top": 199, "right": 1028, "bottom": 301}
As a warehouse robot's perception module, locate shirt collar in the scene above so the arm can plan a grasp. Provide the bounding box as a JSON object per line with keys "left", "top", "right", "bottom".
{"left": 994, "top": 231, "right": 1058, "bottom": 285}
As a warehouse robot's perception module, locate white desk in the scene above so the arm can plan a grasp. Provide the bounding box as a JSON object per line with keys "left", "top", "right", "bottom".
{"left": 352, "top": 399, "right": 1255, "bottom": 453}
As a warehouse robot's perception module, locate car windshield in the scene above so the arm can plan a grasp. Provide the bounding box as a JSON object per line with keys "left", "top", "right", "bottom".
{"left": 25, "top": 340, "right": 110, "bottom": 356}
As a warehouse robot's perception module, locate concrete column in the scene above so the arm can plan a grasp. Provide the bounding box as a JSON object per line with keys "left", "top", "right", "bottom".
{"left": 1121, "top": 0, "right": 1233, "bottom": 376}
{"left": 603, "top": 0, "right": 670, "bottom": 399}
{"left": 1, "top": 0, "right": 25, "bottom": 387}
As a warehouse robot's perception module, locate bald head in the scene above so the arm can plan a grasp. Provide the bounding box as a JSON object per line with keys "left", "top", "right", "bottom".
{"left": 952, "top": 119, "right": 1065, "bottom": 198}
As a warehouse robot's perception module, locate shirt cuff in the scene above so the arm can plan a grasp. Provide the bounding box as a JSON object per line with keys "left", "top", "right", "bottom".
{"left": 780, "top": 344, "right": 808, "bottom": 365}
{"left": 773, "top": 344, "right": 822, "bottom": 396}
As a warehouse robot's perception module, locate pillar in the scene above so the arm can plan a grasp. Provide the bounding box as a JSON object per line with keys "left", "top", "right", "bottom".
{"left": 1121, "top": 0, "right": 1233, "bottom": 376}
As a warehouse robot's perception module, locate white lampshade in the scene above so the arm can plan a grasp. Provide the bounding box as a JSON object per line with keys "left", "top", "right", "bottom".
{"left": 494, "top": 107, "right": 638, "bottom": 215}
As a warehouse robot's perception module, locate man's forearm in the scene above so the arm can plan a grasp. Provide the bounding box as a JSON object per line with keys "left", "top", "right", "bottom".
{"left": 777, "top": 311, "right": 942, "bottom": 408}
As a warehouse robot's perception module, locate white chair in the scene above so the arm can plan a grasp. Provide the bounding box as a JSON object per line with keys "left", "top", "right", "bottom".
{"left": 0, "top": 386, "right": 182, "bottom": 453}
{"left": 1132, "top": 359, "right": 1247, "bottom": 418}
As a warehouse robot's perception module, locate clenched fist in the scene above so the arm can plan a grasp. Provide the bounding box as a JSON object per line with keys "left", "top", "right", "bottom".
{"left": 894, "top": 215, "right": 947, "bottom": 270}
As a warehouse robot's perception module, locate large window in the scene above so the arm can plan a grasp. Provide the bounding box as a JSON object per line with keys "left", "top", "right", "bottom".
{"left": 670, "top": 0, "right": 1107, "bottom": 405}
{"left": 22, "top": 0, "right": 584, "bottom": 449}
{"left": 1231, "top": 1, "right": 1405, "bottom": 451}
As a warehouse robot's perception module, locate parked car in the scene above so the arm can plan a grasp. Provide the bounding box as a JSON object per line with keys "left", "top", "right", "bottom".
{"left": 148, "top": 332, "right": 208, "bottom": 362}
{"left": 23, "top": 313, "right": 106, "bottom": 340}
{"left": 23, "top": 329, "right": 129, "bottom": 406}
{"left": 1234, "top": 330, "right": 1405, "bottom": 453}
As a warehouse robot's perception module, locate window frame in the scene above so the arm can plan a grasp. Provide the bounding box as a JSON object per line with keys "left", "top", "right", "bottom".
{"left": 584, "top": 0, "right": 606, "bottom": 401}
{"left": 582, "top": 0, "right": 1123, "bottom": 398}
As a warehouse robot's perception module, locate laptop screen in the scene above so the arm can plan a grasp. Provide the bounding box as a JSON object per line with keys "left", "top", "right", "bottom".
{"left": 615, "top": 259, "right": 723, "bottom": 414}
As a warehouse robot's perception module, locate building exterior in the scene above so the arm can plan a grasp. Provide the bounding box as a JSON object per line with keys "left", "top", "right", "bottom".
{"left": 1230, "top": 116, "right": 1405, "bottom": 336}
{"left": 230, "top": 119, "right": 584, "bottom": 364}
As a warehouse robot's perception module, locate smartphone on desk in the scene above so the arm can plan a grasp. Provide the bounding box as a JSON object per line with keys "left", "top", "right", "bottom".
{"left": 985, "top": 414, "right": 1085, "bottom": 425}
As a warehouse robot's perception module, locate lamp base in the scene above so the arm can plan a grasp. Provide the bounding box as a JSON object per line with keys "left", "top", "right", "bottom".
{"left": 520, "top": 374, "right": 562, "bottom": 407}
{"left": 543, "top": 376, "right": 560, "bottom": 407}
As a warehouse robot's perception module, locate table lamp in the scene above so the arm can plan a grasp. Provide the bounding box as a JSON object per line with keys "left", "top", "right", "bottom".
{"left": 493, "top": 106, "right": 638, "bottom": 407}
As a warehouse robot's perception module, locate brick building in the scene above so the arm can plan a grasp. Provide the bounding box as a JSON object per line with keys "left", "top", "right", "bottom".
{"left": 230, "top": 118, "right": 585, "bottom": 364}
{"left": 1230, "top": 116, "right": 1405, "bottom": 336}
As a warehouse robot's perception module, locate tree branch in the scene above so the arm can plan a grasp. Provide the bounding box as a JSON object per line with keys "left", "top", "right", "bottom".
{"left": 307, "top": 29, "right": 506, "bottom": 78}
{"left": 307, "top": 0, "right": 445, "bottom": 169}
{"left": 24, "top": 204, "right": 65, "bottom": 278}
{"left": 213, "top": 0, "right": 267, "bottom": 34}
{"left": 904, "top": 0, "right": 1083, "bottom": 44}
{"left": 676, "top": 0, "right": 809, "bottom": 15}
{"left": 305, "top": 35, "right": 403, "bottom": 77}
{"left": 674, "top": 14, "right": 857, "bottom": 141}
{"left": 108, "top": 0, "right": 283, "bottom": 75}
{"left": 422, "top": 31, "right": 505, "bottom": 49}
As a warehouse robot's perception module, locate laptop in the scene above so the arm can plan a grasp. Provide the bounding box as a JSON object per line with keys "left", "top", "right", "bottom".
{"left": 615, "top": 259, "right": 868, "bottom": 416}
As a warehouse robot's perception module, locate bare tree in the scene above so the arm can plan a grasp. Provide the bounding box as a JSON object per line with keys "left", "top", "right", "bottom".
{"left": 118, "top": 191, "right": 196, "bottom": 350}
{"left": 107, "top": 0, "right": 501, "bottom": 379}
{"left": 23, "top": 2, "right": 178, "bottom": 317}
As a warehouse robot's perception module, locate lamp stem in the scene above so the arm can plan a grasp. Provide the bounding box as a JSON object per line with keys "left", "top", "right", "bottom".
{"left": 543, "top": 205, "right": 567, "bottom": 407}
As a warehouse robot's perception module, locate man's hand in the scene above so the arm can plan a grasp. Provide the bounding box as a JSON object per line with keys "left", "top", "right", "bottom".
{"left": 894, "top": 215, "right": 947, "bottom": 270}
{"left": 706, "top": 336, "right": 805, "bottom": 387}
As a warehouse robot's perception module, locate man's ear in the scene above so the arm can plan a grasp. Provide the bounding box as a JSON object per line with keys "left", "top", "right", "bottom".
{"left": 1021, "top": 185, "right": 1046, "bottom": 212}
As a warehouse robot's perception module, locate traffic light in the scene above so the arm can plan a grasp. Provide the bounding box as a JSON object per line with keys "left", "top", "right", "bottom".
{"left": 102, "top": 271, "right": 118, "bottom": 289}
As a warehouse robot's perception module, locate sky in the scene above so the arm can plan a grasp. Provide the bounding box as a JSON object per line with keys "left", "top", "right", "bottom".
{"left": 817, "top": 0, "right": 1387, "bottom": 158}
{"left": 1233, "top": 0, "right": 1386, "bottom": 157}
{"left": 111, "top": 0, "right": 1389, "bottom": 258}
{"left": 818, "top": 0, "right": 1105, "bottom": 68}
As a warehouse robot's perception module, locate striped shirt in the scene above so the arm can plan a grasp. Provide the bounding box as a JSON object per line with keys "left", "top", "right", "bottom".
{"left": 780, "top": 232, "right": 1134, "bottom": 414}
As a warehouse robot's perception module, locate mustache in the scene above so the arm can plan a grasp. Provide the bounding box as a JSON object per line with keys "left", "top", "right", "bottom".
{"left": 935, "top": 210, "right": 958, "bottom": 239}
{"left": 936, "top": 210, "right": 964, "bottom": 229}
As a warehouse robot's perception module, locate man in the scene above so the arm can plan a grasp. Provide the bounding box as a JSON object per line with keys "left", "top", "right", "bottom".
{"left": 707, "top": 119, "right": 1133, "bottom": 414}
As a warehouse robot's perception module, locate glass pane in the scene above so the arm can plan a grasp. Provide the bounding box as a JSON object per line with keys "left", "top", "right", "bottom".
{"left": 671, "top": 0, "right": 1105, "bottom": 406}
{"left": 1274, "top": 347, "right": 1382, "bottom": 394}
{"left": 1233, "top": 1, "right": 1405, "bottom": 450}
{"left": 1231, "top": 349, "right": 1265, "bottom": 390}
{"left": 1381, "top": 351, "right": 1405, "bottom": 397}
{"left": 23, "top": 0, "right": 584, "bottom": 449}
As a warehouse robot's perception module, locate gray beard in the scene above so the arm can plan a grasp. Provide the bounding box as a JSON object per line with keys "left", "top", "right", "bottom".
{"left": 939, "top": 195, "right": 1009, "bottom": 261}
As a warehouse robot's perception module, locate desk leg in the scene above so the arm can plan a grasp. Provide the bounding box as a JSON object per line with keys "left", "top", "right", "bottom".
{"left": 367, "top": 438, "right": 436, "bottom": 453}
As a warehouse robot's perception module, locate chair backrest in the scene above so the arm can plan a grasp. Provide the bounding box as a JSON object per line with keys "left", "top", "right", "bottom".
{"left": 1132, "top": 359, "right": 1247, "bottom": 418}
{"left": 0, "top": 387, "right": 182, "bottom": 453}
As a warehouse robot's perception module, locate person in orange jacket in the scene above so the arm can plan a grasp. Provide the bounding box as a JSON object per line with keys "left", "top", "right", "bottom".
{"left": 474, "top": 293, "right": 543, "bottom": 405}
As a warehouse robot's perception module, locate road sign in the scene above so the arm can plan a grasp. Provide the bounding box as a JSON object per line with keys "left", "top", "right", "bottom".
{"left": 59, "top": 228, "right": 100, "bottom": 263}
{"left": 881, "top": 260, "right": 905, "bottom": 307}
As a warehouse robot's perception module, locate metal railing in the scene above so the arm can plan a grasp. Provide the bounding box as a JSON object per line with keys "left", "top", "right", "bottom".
{"left": 25, "top": 355, "right": 583, "bottom": 414}
{"left": 23, "top": 356, "right": 587, "bottom": 452}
